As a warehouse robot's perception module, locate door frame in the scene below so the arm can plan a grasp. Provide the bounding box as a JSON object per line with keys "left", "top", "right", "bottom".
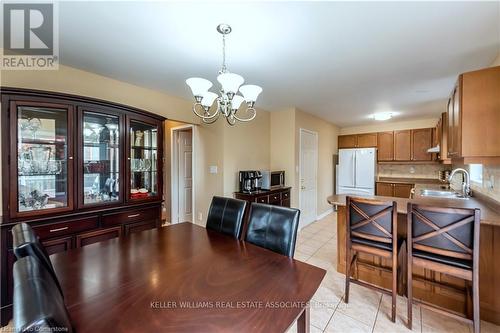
{"left": 298, "top": 128, "right": 318, "bottom": 227}
{"left": 170, "top": 124, "right": 195, "bottom": 224}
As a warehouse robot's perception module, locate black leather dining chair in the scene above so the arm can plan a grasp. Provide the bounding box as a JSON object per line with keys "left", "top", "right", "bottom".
{"left": 245, "top": 203, "right": 300, "bottom": 257}
{"left": 13, "top": 255, "right": 73, "bottom": 333}
{"left": 206, "top": 196, "right": 247, "bottom": 239}
{"left": 11, "top": 223, "right": 63, "bottom": 297}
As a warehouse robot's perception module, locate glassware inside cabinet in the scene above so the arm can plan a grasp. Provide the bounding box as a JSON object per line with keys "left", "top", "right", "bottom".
{"left": 17, "top": 106, "right": 69, "bottom": 212}
{"left": 83, "top": 112, "right": 120, "bottom": 205}
{"left": 129, "top": 120, "right": 158, "bottom": 199}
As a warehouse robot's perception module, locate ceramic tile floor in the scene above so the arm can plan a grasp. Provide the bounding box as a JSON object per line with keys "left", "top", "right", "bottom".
{"left": 287, "top": 212, "right": 500, "bottom": 333}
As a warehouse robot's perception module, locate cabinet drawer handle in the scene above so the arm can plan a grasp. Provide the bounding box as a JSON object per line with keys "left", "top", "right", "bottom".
{"left": 50, "top": 227, "right": 69, "bottom": 233}
{"left": 128, "top": 214, "right": 140, "bottom": 218}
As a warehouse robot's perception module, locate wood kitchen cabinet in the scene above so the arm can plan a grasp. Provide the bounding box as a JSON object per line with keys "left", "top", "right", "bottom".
{"left": 376, "top": 182, "right": 414, "bottom": 198}
{"left": 436, "top": 112, "right": 451, "bottom": 164}
{"left": 394, "top": 130, "right": 412, "bottom": 161}
{"left": 356, "top": 133, "right": 378, "bottom": 147}
{"left": 338, "top": 135, "right": 357, "bottom": 148}
{"left": 411, "top": 128, "right": 433, "bottom": 161}
{"left": 446, "top": 66, "right": 500, "bottom": 164}
{"left": 377, "top": 131, "right": 394, "bottom": 161}
{"left": 393, "top": 129, "right": 433, "bottom": 162}
{"left": 393, "top": 183, "right": 414, "bottom": 198}
{"left": 338, "top": 133, "right": 377, "bottom": 148}
{"left": 376, "top": 183, "right": 394, "bottom": 196}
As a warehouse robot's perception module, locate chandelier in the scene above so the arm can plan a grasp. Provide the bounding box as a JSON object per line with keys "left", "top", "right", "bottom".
{"left": 186, "top": 24, "right": 263, "bottom": 125}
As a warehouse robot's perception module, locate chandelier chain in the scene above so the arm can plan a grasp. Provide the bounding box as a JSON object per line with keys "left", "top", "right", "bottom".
{"left": 221, "top": 33, "right": 227, "bottom": 74}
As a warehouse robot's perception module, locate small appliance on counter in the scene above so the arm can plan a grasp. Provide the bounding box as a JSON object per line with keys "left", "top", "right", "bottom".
{"left": 259, "top": 170, "right": 285, "bottom": 190}
{"left": 239, "top": 170, "right": 262, "bottom": 193}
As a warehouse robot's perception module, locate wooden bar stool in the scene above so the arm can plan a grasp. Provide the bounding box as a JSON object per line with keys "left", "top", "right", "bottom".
{"left": 407, "top": 203, "right": 480, "bottom": 333}
{"left": 345, "top": 196, "right": 400, "bottom": 322}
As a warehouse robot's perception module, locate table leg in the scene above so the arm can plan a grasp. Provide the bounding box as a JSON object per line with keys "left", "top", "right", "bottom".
{"left": 297, "top": 306, "right": 310, "bottom": 333}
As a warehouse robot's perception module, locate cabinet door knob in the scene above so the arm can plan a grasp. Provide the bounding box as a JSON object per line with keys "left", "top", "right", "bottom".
{"left": 68, "top": 156, "right": 73, "bottom": 160}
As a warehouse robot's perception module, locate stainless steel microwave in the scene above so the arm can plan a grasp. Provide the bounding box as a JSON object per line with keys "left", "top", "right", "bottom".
{"left": 259, "top": 170, "right": 285, "bottom": 190}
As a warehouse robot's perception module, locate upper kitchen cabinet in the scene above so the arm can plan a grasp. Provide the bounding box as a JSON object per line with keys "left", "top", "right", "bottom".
{"left": 393, "top": 130, "right": 412, "bottom": 161}
{"left": 411, "top": 128, "right": 433, "bottom": 161}
{"left": 8, "top": 101, "right": 75, "bottom": 218}
{"left": 393, "top": 129, "right": 434, "bottom": 162}
{"left": 447, "top": 66, "right": 500, "bottom": 164}
{"left": 436, "top": 112, "right": 451, "bottom": 164}
{"left": 377, "top": 131, "right": 394, "bottom": 161}
{"left": 338, "top": 133, "right": 377, "bottom": 148}
{"left": 356, "top": 133, "right": 377, "bottom": 147}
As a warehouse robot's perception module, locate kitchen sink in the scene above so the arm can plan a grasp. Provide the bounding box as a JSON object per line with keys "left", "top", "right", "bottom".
{"left": 419, "top": 189, "right": 468, "bottom": 199}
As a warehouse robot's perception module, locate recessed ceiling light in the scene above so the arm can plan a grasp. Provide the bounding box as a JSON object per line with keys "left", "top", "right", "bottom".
{"left": 372, "top": 112, "right": 394, "bottom": 121}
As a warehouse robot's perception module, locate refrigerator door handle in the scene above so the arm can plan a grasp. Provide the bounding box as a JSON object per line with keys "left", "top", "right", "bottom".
{"left": 353, "top": 152, "right": 356, "bottom": 187}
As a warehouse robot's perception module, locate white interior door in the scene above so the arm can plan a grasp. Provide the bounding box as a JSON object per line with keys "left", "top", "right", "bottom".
{"left": 299, "top": 129, "right": 318, "bottom": 227}
{"left": 177, "top": 130, "right": 192, "bottom": 223}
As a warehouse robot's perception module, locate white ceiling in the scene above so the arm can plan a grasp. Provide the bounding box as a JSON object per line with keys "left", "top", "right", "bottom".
{"left": 57, "top": 1, "right": 500, "bottom": 127}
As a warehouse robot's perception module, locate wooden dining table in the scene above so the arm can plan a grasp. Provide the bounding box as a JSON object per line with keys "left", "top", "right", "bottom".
{"left": 51, "top": 222, "right": 326, "bottom": 333}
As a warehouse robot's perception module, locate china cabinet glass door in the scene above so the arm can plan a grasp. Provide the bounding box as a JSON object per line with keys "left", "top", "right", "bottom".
{"left": 129, "top": 120, "right": 158, "bottom": 200}
{"left": 82, "top": 111, "right": 121, "bottom": 205}
{"left": 14, "top": 103, "right": 73, "bottom": 215}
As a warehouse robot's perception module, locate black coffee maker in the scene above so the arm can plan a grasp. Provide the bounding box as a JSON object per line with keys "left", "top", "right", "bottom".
{"left": 239, "top": 170, "right": 262, "bottom": 193}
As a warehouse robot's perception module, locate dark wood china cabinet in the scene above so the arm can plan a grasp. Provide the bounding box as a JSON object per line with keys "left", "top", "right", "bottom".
{"left": 0, "top": 88, "right": 165, "bottom": 326}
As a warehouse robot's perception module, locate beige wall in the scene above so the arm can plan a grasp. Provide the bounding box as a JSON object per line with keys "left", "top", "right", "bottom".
{"left": 270, "top": 108, "right": 296, "bottom": 193}
{"left": 340, "top": 118, "right": 438, "bottom": 135}
{"left": 491, "top": 53, "right": 500, "bottom": 66}
{"left": 270, "top": 107, "right": 340, "bottom": 217}
{"left": 223, "top": 112, "right": 271, "bottom": 197}
{"left": 294, "top": 109, "right": 339, "bottom": 215}
{"left": 193, "top": 121, "right": 225, "bottom": 225}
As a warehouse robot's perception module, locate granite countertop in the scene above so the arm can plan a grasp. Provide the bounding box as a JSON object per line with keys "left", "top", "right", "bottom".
{"left": 376, "top": 177, "right": 445, "bottom": 185}
{"left": 327, "top": 189, "right": 500, "bottom": 227}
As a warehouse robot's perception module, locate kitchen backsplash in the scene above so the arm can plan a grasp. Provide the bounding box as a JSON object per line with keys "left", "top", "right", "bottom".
{"left": 378, "top": 164, "right": 450, "bottom": 179}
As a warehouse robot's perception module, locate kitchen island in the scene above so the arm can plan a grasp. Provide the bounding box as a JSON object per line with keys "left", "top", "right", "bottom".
{"left": 328, "top": 191, "right": 500, "bottom": 325}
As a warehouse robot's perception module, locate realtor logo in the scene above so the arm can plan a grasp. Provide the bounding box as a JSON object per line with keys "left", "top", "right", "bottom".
{"left": 2, "top": 2, "right": 58, "bottom": 69}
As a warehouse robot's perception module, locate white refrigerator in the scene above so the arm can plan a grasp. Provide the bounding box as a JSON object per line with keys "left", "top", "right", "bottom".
{"left": 336, "top": 148, "right": 376, "bottom": 196}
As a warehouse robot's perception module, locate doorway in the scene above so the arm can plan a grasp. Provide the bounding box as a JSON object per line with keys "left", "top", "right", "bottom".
{"left": 171, "top": 125, "right": 194, "bottom": 224}
{"left": 299, "top": 128, "right": 318, "bottom": 228}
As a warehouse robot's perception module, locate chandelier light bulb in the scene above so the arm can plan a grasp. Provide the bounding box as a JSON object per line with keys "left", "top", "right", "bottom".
{"left": 230, "top": 95, "right": 245, "bottom": 111}
{"left": 186, "top": 77, "right": 213, "bottom": 98}
{"left": 201, "top": 92, "right": 218, "bottom": 108}
{"left": 217, "top": 73, "right": 244, "bottom": 94}
{"left": 239, "top": 85, "right": 262, "bottom": 103}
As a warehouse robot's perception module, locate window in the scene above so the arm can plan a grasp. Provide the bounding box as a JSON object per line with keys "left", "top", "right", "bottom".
{"left": 469, "top": 164, "right": 483, "bottom": 184}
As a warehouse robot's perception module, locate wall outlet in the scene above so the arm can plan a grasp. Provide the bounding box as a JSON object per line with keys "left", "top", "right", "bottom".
{"left": 209, "top": 165, "right": 218, "bottom": 174}
{"left": 198, "top": 212, "right": 203, "bottom": 221}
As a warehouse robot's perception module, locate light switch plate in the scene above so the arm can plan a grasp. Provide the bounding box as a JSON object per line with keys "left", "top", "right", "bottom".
{"left": 209, "top": 165, "right": 218, "bottom": 174}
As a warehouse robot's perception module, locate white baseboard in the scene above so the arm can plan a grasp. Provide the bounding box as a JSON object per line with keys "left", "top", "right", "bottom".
{"left": 316, "top": 208, "right": 334, "bottom": 220}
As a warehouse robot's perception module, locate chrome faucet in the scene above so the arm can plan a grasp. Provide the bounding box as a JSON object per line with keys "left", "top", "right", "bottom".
{"left": 448, "top": 168, "right": 471, "bottom": 198}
